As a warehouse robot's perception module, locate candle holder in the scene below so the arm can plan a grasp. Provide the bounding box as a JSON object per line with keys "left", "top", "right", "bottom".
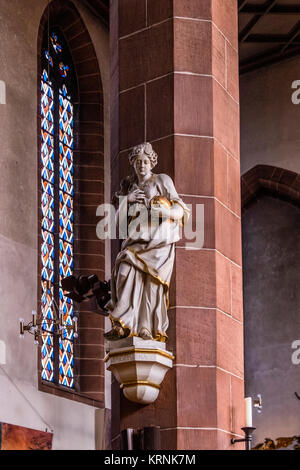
{"left": 19, "top": 291, "right": 79, "bottom": 345}
{"left": 231, "top": 427, "right": 256, "bottom": 451}
{"left": 19, "top": 314, "right": 78, "bottom": 344}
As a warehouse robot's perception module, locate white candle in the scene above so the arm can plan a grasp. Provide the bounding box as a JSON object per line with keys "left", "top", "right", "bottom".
{"left": 245, "top": 397, "right": 253, "bottom": 427}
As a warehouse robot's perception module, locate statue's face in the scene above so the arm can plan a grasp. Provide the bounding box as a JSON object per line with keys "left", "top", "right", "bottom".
{"left": 133, "top": 154, "right": 152, "bottom": 178}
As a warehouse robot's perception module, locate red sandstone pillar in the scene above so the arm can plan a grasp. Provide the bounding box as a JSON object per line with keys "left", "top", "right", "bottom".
{"left": 110, "top": 0, "right": 244, "bottom": 450}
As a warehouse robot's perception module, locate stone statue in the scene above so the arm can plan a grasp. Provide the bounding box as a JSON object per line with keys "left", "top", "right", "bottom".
{"left": 104, "top": 143, "right": 189, "bottom": 342}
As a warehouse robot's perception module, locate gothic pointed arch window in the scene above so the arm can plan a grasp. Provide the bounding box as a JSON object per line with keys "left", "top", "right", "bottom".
{"left": 40, "top": 28, "right": 77, "bottom": 388}
{"left": 38, "top": 0, "right": 106, "bottom": 407}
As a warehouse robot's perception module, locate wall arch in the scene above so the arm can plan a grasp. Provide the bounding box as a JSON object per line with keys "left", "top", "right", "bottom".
{"left": 242, "top": 164, "right": 300, "bottom": 444}
{"left": 37, "top": 0, "right": 105, "bottom": 407}
{"left": 241, "top": 165, "right": 300, "bottom": 209}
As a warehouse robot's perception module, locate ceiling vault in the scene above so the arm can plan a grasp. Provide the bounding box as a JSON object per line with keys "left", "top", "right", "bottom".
{"left": 239, "top": 0, "right": 300, "bottom": 74}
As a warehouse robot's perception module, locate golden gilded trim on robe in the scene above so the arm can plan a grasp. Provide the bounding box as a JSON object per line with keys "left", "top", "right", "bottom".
{"left": 108, "top": 313, "right": 169, "bottom": 343}
{"left": 121, "top": 380, "right": 161, "bottom": 390}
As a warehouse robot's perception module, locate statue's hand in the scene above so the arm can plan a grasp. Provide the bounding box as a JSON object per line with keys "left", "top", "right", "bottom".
{"left": 128, "top": 189, "right": 146, "bottom": 204}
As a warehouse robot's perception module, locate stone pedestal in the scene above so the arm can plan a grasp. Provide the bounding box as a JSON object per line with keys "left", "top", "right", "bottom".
{"left": 105, "top": 337, "right": 174, "bottom": 405}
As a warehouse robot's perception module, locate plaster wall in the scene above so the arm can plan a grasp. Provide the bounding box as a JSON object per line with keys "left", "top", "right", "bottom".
{"left": 0, "top": 0, "right": 109, "bottom": 449}
{"left": 240, "top": 57, "right": 300, "bottom": 176}
{"left": 241, "top": 56, "right": 300, "bottom": 446}
{"left": 243, "top": 195, "right": 300, "bottom": 445}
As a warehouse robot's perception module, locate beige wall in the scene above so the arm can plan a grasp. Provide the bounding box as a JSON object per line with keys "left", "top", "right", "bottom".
{"left": 240, "top": 56, "right": 300, "bottom": 176}
{"left": 0, "top": 0, "right": 109, "bottom": 449}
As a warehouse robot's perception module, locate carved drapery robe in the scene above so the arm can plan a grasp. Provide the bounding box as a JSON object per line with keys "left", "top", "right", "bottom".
{"left": 106, "top": 174, "right": 189, "bottom": 341}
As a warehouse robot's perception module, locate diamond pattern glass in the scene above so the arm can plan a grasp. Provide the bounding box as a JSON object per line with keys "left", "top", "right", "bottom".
{"left": 59, "top": 339, "right": 74, "bottom": 387}
{"left": 41, "top": 280, "right": 54, "bottom": 333}
{"left": 41, "top": 69, "right": 55, "bottom": 382}
{"left": 41, "top": 333, "right": 54, "bottom": 382}
{"left": 58, "top": 83, "right": 74, "bottom": 385}
{"left": 40, "top": 59, "right": 74, "bottom": 387}
{"left": 41, "top": 181, "right": 54, "bottom": 232}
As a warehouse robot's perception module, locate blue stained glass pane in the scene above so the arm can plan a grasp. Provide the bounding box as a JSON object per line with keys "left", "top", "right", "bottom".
{"left": 59, "top": 94, "right": 73, "bottom": 150}
{"left": 51, "top": 32, "right": 62, "bottom": 54}
{"left": 41, "top": 280, "right": 54, "bottom": 333}
{"left": 59, "top": 239, "right": 73, "bottom": 266}
{"left": 59, "top": 62, "right": 70, "bottom": 78}
{"left": 42, "top": 69, "right": 49, "bottom": 82}
{"left": 59, "top": 191, "right": 74, "bottom": 244}
{"left": 60, "top": 84, "right": 70, "bottom": 99}
{"left": 41, "top": 80, "right": 54, "bottom": 125}
{"left": 41, "top": 229, "right": 54, "bottom": 282}
{"left": 44, "top": 50, "right": 53, "bottom": 67}
{"left": 42, "top": 117, "right": 54, "bottom": 134}
{"left": 59, "top": 339, "right": 74, "bottom": 387}
{"left": 41, "top": 182, "right": 54, "bottom": 232}
{"left": 41, "top": 332, "right": 54, "bottom": 382}
{"left": 59, "top": 146, "right": 73, "bottom": 196}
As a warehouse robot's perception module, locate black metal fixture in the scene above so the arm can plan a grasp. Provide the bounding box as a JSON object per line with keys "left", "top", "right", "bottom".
{"left": 121, "top": 426, "right": 161, "bottom": 451}
{"left": 231, "top": 427, "right": 256, "bottom": 451}
{"left": 61, "top": 274, "right": 111, "bottom": 315}
{"left": 19, "top": 274, "right": 111, "bottom": 344}
{"left": 19, "top": 281, "right": 78, "bottom": 345}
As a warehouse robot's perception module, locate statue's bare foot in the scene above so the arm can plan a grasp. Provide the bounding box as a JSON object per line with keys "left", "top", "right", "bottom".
{"left": 104, "top": 325, "right": 130, "bottom": 341}
{"left": 139, "top": 328, "right": 153, "bottom": 340}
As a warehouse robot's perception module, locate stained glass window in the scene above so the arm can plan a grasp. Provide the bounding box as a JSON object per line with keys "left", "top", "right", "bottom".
{"left": 40, "top": 30, "right": 76, "bottom": 388}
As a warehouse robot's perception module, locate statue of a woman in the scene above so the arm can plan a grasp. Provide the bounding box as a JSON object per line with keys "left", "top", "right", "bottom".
{"left": 104, "top": 143, "right": 189, "bottom": 342}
